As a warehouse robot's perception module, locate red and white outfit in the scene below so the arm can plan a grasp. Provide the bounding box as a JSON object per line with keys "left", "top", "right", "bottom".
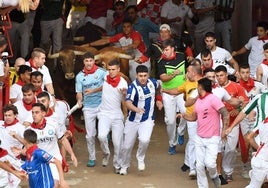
{"left": 244, "top": 35, "right": 268, "bottom": 77}
{"left": 221, "top": 81, "right": 249, "bottom": 176}
{"left": 26, "top": 59, "right": 53, "bottom": 90}
{"left": 97, "top": 75, "right": 128, "bottom": 170}
{"left": 194, "top": 93, "right": 225, "bottom": 187}
{"left": 109, "top": 31, "right": 150, "bottom": 81}
{"left": 246, "top": 118, "right": 268, "bottom": 188}
{"left": 14, "top": 99, "right": 36, "bottom": 124}
{"left": 239, "top": 78, "right": 267, "bottom": 136}
{"left": 0, "top": 148, "right": 24, "bottom": 188}
{"left": 0, "top": 119, "right": 25, "bottom": 188}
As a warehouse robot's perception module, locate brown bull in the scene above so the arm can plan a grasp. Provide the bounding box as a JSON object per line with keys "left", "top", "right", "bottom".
{"left": 94, "top": 46, "right": 134, "bottom": 79}
{"left": 48, "top": 44, "right": 98, "bottom": 80}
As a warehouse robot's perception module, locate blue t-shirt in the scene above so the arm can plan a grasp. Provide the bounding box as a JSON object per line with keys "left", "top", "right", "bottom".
{"left": 22, "top": 148, "right": 54, "bottom": 188}
{"left": 75, "top": 68, "right": 106, "bottom": 108}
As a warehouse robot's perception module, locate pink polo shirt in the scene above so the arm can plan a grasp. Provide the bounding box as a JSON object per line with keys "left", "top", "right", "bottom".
{"left": 194, "top": 93, "right": 225, "bottom": 138}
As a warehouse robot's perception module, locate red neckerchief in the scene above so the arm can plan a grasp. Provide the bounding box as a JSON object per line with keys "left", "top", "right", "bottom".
{"left": 83, "top": 65, "right": 98, "bottom": 76}
{"left": 212, "top": 83, "right": 218, "bottom": 89}
{"left": 23, "top": 98, "right": 36, "bottom": 111}
{"left": 106, "top": 75, "right": 121, "bottom": 88}
{"left": 258, "top": 35, "right": 268, "bottom": 42}
{"left": 31, "top": 118, "right": 46, "bottom": 130}
{"left": 262, "top": 59, "right": 268, "bottom": 66}
{"left": 202, "top": 60, "right": 214, "bottom": 71}
{"left": 26, "top": 144, "right": 38, "bottom": 161}
{"left": 3, "top": 119, "right": 19, "bottom": 127}
{"left": 199, "top": 92, "right": 211, "bottom": 99}
{"left": 45, "top": 108, "right": 53, "bottom": 117}
{"left": 29, "top": 58, "right": 39, "bottom": 70}
{"left": 239, "top": 78, "right": 255, "bottom": 92}
{"left": 0, "top": 148, "right": 8, "bottom": 158}
{"left": 16, "top": 79, "right": 24, "bottom": 86}
{"left": 35, "top": 87, "right": 43, "bottom": 96}
{"left": 264, "top": 116, "right": 268, "bottom": 124}
{"left": 161, "top": 51, "right": 176, "bottom": 61}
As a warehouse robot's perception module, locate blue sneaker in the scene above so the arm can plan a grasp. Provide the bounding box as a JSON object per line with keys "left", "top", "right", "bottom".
{"left": 168, "top": 146, "right": 176, "bottom": 155}
{"left": 87, "top": 160, "right": 95, "bottom": 167}
{"left": 177, "top": 135, "right": 184, "bottom": 145}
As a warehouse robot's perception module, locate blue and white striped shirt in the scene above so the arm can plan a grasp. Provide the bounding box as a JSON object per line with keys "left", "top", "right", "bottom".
{"left": 126, "top": 78, "right": 159, "bottom": 122}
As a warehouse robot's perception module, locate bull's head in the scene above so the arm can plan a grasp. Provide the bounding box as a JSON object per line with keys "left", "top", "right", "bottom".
{"left": 48, "top": 49, "right": 86, "bottom": 80}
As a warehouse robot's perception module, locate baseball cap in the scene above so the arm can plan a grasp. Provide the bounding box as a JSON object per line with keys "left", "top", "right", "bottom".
{"left": 160, "top": 24, "right": 171, "bottom": 31}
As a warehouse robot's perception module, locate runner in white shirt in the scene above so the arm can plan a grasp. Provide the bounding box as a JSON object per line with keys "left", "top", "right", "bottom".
{"left": 0, "top": 104, "right": 25, "bottom": 188}
{"left": 25, "top": 48, "right": 56, "bottom": 101}
{"left": 97, "top": 60, "right": 128, "bottom": 173}
{"left": 238, "top": 64, "right": 267, "bottom": 178}
{"left": 199, "top": 49, "right": 238, "bottom": 77}
{"left": 256, "top": 43, "right": 268, "bottom": 88}
{"left": 13, "top": 83, "right": 36, "bottom": 124}
{"left": 196, "top": 32, "right": 239, "bottom": 73}
{"left": 26, "top": 103, "right": 77, "bottom": 187}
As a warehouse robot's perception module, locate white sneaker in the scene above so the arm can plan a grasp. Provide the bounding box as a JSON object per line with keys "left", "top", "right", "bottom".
{"left": 138, "top": 162, "right": 145, "bottom": 171}
{"left": 120, "top": 168, "right": 128, "bottom": 175}
{"left": 189, "top": 170, "right": 197, "bottom": 178}
{"left": 102, "top": 154, "right": 110, "bottom": 167}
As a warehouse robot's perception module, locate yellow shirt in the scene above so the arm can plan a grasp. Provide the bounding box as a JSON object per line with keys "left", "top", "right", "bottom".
{"left": 9, "top": 67, "right": 18, "bottom": 85}
{"left": 178, "top": 80, "right": 198, "bottom": 115}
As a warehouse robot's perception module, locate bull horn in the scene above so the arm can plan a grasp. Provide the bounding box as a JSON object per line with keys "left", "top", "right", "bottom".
{"left": 47, "top": 52, "right": 59, "bottom": 59}
{"left": 118, "top": 53, "right": 134, "bottom": 60}
{"left": 73, "top": 36, "right": 85, "bottom": 42}
{"left": 94, "top": 54, "right": 102, "bottom": 60}
{"left": 74, "top": 51, "right": 86, "bottom": 56}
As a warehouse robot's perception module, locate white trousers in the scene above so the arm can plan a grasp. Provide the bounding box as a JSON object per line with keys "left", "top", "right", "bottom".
{"left": 83, "top": 107, "right": 99, "bottom": 160}
{"left": 121, "top": 120, "right": 154, "bottom": 169}
{"left": 162, "top": 93, "right": 186, "bottom": 147}
{"left": 195, "top": 135, "right": 220, "bottom": 188}
{"left": 222, "top": 125, "right": 239, "bottom": 175}
{"left": 97, "top": 114, "right": 124, "bottom": 169}
{"left": 184, "top": 121, "right": 197, "bottom": 170}
{"left": 246, "top": 155, "right": 268, "bottom": 188}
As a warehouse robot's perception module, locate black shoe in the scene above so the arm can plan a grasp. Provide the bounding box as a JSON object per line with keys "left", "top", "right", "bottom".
{"left": 219, "top": 174, "right": 228, "bottom": 185}
{"left": 181, "top": 163, "right": 190, "bottom": 172}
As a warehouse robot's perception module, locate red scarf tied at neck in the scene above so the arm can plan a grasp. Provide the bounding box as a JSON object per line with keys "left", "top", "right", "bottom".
{"left": 258, "top": 35, "right": 268, "bottom": 42}
{"left": 16, "top": 79, "right": 24, "bottom": 86}
{"left": 83, "top": 65, "right": 98, "bottom": 76}
{"left": 31, "top": 118, "right": 46, "bottom": 130}
{"left": 0, "top": 148, "right": 8, "bottom": 158}
{"left": 23, "top": 98, "right": 36, "bottom": 111}
{"left": 29, "top": 58, "right": 39, "bottom": 70}
{"left": 26, "top": 145, "right": 38, "bottom": 161}
{"left": 106, "top": 75, "right": 121, "bottom": 88}
{"left": 4, "top": 119, "right": 19, "bottom": 127}
{"left": 262, "top": 59, "right": 268, "bottom": 66}
{"left": 239, "top": 78, "right": 255, "bottom": 92}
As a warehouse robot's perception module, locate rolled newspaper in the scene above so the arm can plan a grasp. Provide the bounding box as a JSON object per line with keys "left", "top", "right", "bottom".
{"left": 67, "top": 103, "right": 80, "bottom": 116}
